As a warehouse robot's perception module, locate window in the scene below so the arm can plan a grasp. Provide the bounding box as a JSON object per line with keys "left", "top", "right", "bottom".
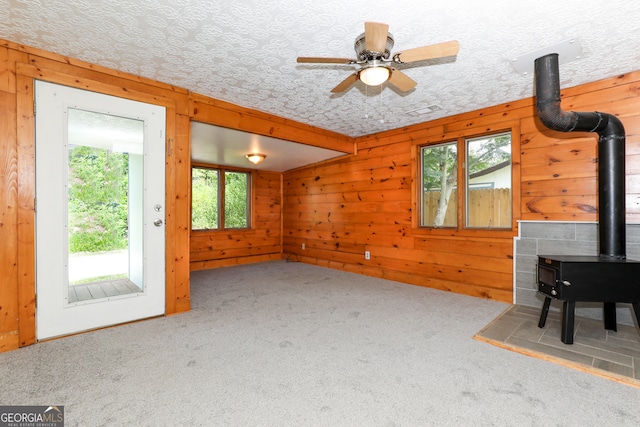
{"left": 420, "top": 132, "right": 512, "bottom": 229}
{"left": 421, "top": 142, "right": 458, "bottom": 227}
{"left": 191, "top": 166, "right": 250, "bottom": 230}
{"left": 465, "top": 133, "right": 512, "bottom": 228}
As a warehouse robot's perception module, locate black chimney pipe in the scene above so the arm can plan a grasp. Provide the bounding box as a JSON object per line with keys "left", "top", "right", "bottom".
{"left": 534, "top": 53, "right": 626, "bottom": 259}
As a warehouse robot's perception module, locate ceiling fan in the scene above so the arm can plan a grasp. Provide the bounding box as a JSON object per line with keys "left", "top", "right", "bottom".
{"left": 297, "top": 22, "right": 459, "bottom": 93}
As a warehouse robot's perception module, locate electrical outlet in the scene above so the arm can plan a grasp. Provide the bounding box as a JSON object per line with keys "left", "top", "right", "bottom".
{"left": 365, "top": 250, "right": 370, "bottom": 260}
{"left": 302, "top": 243, "right": 305, "bottom": 250}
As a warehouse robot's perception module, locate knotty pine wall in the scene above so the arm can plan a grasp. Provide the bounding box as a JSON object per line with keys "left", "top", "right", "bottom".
{"left": 282, "top": 129, "right": 518, "bottom": 302}
{"left": 520, "top": 75, "right": 640, "bottom": 223}
{"left": 283, "top": 69, "right": 640, "bottom": 303}
{"left": 3, "top": 36, "right": 640, "bottom": 352}
{"left": 0, "top": 40, "right": 192, "bottom": 352}
{"left": 186, "top": 93, "right": 353, "bottom": 271}
{"left": 0, "top": 38, "right": 352, "bottom": 353}
{"left": 190, "top": 170, "right": 284, "bottom": 269}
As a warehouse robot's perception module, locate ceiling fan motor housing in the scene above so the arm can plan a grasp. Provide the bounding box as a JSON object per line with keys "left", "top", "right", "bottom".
{"left": 354, "top": 32, "right": 394, "bottom": 61}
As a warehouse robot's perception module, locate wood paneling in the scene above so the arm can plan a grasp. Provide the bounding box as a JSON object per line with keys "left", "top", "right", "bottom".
{"left": 4, "top": 34, "right": 640, "bottom": 351}
{"left": 284, "top": 71, "right": 640, "bottom": 303}
{"left": 283, "top": 139, "right": 516, "bottom": 301}
{"left": 16, "top": 75, "right": 36, "bottom": 346}
{"left": 1, "top": 37, "right": 355, "bottom": 352}
{"left": 0, "top": 46, "right": 24, "bottom": 93}
{"left": 519, "top": 76, "right": 640, "bottom": 222}
{"left": 0, "top": 90, "right": 18, "bottom": 338}
{"left": 1, "top": 39, "right": 194, "bottom": 352}
{"left": 189, "top": 93, "right": 355, "bottom": 154}
{"left": 1, "top": 39, "right": 184, "bottom": 94}
{"left": 171, "top": 113, "right": 192, "bottom": 313}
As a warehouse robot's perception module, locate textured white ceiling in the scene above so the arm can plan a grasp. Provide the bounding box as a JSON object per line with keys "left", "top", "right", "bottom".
{"left": 2, "top": 0, "right": 640, "bottom": 139}
{"left": 191, "top": 122, "right": 347, "bottom": 172}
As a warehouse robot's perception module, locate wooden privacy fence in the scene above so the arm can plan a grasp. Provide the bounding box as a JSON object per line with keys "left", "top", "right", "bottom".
{"left": 423, "top": 188, "right": 511, "bottom": 228}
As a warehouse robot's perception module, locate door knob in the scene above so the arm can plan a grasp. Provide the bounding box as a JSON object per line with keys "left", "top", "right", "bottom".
{"left": 153, "top": 219, "right": 163, "bottom": 227}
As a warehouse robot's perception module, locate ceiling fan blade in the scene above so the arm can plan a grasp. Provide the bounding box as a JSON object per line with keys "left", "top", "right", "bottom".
{"left": 297, "top": 57, "right": 355, "bottom": 64}
{"left": 331, "top": 73, "right": 359, "bottom": 93}
{"left": 395, "top": 40, "right": 460, "bottom": 63}
{"left": 388, "top": 68, "right": 417, "bottom": 92}
{"left": 365, "top": 22, "right": 389, "bottom": 52}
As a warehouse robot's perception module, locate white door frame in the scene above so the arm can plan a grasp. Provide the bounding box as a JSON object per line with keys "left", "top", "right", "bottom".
{"left": 35, "top": 80, "right": 166, "bottom": 340}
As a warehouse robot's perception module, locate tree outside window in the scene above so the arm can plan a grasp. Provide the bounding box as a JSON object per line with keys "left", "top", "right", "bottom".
{"left": 192, "top": 166, "right": 250, "bottom": 230}
{"left": 68, "top": 145, "right": 129, "bottom": 253}
{"left": 466, "top": 133, "right": 512, "bottom": 228}
{"left": 421, "top": 142, "right": 458, "bottom": 227}
{"left": 223, "top": 171, "right": 249, "bottom": 229}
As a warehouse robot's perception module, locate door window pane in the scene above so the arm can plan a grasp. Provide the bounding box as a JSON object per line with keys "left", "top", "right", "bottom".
{"left": 66, "top": 108, "right": 144, "bottom": 301}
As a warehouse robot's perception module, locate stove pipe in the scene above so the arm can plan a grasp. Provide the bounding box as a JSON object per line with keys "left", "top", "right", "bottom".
{"left": 534, "top": 53, "right": 626, "bottom": 259}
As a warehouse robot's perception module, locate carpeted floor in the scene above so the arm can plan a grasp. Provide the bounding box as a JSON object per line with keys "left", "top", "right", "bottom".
{"left": 474, "top": 304, "right": 640, "bottom": 388}
{"left": 1, "top": 261, "right": 640, "bottom": 426}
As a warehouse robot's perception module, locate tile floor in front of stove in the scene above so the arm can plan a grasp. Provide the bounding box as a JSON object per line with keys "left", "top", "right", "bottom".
{"left": 475, "top": 304, "right": 640, "bottom": 385}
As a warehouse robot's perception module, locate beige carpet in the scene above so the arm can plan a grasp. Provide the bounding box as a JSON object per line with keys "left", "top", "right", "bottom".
{"left": 474, "top": 304, "right": 640, "bottom": 388}
{"left": 2, "top": 261, "right": 640, "bottom": 425}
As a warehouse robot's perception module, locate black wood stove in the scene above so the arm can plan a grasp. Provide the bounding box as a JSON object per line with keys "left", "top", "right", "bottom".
{"left": 537, "top": 255, "right": 640, "bottom": 344}
{"left": 534, "top": 54, "right": 640, "bottom": 344}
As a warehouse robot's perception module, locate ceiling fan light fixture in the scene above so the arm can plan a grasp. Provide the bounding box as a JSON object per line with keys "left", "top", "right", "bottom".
{"left": 245, "top": 153, "right": 266, "bottom": 165}
{"left": 359, "top": 66, "right": 390, "bottom": 86}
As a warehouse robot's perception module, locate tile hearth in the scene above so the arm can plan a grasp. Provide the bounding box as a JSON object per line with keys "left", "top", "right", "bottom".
{"left": 475, "top": 304, "right": 640, "bottom": 387}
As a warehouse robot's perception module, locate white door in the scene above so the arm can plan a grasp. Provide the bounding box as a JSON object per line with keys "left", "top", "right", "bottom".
{"left": 35, "top": 80, "right": 166, "bottom": 340}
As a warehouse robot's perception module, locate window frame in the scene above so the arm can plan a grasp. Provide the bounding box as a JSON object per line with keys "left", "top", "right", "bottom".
{"left": 191, "top": 163, "right": 253, "bottom": 232}
{"left": 419, "top": 140, "right": 459, "bottom": 228}
{"left": 464, "top": 131, "right": 513, "bottom": 229}
{"left": 412, "top": 123, "right": 520, "bottom": 237}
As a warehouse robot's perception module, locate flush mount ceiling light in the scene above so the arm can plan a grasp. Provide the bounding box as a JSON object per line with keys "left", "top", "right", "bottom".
{"left": 245, "top": 153, "right": 266, "bottom": 165}
{"left": 359, "top": 66, "right": 391, "bottom": 86}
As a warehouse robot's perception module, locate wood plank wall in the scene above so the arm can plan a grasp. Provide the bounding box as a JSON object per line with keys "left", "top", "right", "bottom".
{"left": 0, "top": 38, "right": 353, "bottom": 353}
{"left": 282, "top": 130, "right": 518, "bottom": 303}
{"left": 187, "top": 94, "right": 353, "bottom": 270}
{"left": 520, "top": 73, "right": 640, "bottom": 222}
{"left": 0, "top": 45, "right": 22, "bottom": 352}
{"left": 0, "top": 39, "right": 193, "bottom": 352}
{"left": 190, "top": 170, "right": 284, "bottom": 269}
{"left": 283, "top": 69, "right": 640, "bottom": 303}
{"left": 3, "top": 35, "right": 640, "bottom": 352}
